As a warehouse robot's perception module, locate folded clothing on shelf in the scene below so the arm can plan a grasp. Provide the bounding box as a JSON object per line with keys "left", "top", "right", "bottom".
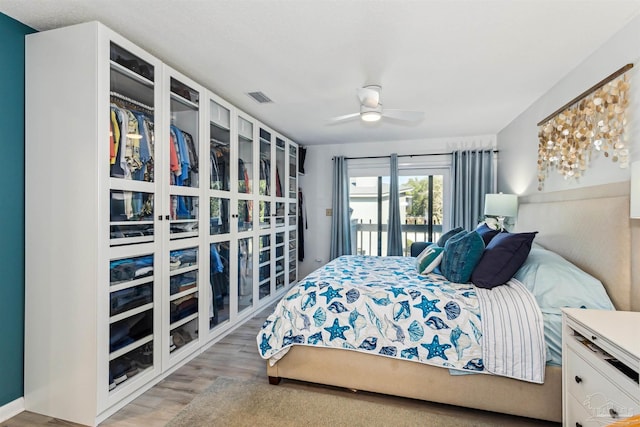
{"left": 170, "top": 297, "right": 198, "bottom": 323}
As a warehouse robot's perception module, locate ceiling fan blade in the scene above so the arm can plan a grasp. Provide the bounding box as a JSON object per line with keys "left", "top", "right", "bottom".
{"left": 328, "top": 112, "right": 360, "bottom": 122}
{"left": 382, "top": 109, "right": 425, "bottom": 122}
{"left": 357, "top": 86, "right": 380, "bottom": 108}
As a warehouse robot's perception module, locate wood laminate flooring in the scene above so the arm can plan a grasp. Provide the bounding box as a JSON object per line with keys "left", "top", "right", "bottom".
{"left": 4, "top": 302, "right": 558, "bottom": 427}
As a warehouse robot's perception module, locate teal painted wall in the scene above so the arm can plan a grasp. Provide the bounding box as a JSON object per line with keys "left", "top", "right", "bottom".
{"left": 0, "top": 12, "right": 35, "bottom": 406}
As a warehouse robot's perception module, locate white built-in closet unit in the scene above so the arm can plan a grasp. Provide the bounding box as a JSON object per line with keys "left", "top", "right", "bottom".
{"left": 24, "top": 21, "right": 298, "bottom": 426}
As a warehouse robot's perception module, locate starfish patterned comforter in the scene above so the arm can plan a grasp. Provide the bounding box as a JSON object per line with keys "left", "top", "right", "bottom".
{"left": 257, "top": 255, "right": 545, "bottom": 383}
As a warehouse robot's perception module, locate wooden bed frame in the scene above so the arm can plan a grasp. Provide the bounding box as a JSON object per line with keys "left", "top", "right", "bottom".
{"left": 267, "top": 182, "right": 639, "bottom": 423}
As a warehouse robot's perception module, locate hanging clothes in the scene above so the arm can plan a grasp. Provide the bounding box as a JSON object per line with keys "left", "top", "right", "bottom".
{"left": 110, "top": 109, "right": 118, "bottom": 165}
{"left": 110, "top": 102, "right": 154, "bottom": 183}
{"left": 275, "top": 166, "right": 282, "bottom": 197}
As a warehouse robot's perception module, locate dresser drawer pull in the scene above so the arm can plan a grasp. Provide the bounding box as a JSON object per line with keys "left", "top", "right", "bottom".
{"left": 610, "top": 408, "right": 618, "bottom": 418}
{"left": 591, "top": 335, "right": 597, "bottom": 341}
{"left": 574, "top": 375, "right": 582, "bottom": 384}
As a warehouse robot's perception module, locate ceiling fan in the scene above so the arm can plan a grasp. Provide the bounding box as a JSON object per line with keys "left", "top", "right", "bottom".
{"left": 329, "top": 85, "right": 425, "bottom": 123}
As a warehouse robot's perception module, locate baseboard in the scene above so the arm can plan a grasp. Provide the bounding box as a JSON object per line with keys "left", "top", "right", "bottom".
{"left": 0, "top": 397, "right": 25, "bottom": 423}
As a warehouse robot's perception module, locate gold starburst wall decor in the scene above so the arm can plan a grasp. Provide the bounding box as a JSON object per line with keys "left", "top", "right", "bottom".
{"left": 537, "top": 64, "right": 632, "bottom": 191}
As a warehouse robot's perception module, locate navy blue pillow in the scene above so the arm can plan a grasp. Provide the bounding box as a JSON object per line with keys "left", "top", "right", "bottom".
{"left": 471, "top": 231, "right": 538, "bottom": 289}
{"left": 440, "top": 231, "right": 485, "bottom": 283}
{"left": 436, "top": 227, "right": 464, "bottom": 247}
{"left": 475, "top": 223, "right": 501, "bottom": 246}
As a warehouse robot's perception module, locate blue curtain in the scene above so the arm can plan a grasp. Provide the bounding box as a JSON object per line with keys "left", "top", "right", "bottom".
{"left": 330, "top": 156, "right": 353, "bottom": 259}
{"left": 387, "top": 153, "right": 403, "bottom": 256}
{"left": 451, "top": 149, "right": 495, "bottom": 230}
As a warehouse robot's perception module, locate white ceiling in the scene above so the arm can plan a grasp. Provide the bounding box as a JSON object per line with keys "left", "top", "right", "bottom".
{"left": 3, "top": 0, "right": 640, "bottom": 146}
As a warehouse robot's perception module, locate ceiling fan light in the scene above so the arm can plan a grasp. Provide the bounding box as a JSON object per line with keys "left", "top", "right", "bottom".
{"left": 361, "top": 111, "right": 381, "bottom": 122}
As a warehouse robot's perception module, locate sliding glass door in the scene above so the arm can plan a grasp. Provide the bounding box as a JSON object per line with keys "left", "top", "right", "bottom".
{"left": 349, "top": 172, "right": 446, "bottom": 256}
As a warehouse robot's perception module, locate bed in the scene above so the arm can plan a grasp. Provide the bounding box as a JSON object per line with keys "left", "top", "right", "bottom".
{"left": 259, "top": 182, "right": 639, "bottom": 422}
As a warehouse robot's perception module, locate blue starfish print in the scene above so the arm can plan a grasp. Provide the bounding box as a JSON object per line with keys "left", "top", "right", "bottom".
{"left": 259, "top": 333, "right": 272, "bottom": 355}
{"left": 302, "top": 281, "right": 316, "bottom": 290}
{"left": 413, "top": 295, "right": 441, "bottom": 318}
{"left": 387, "top": 286, "right": 407, "bottom": 298}
{"left": 319, "top": 285, "right": 343, "bottom": 304}
{"left": 323, "top": 318, "right": 350, "bottom": 341}
{"left": 421, "top": 336, "right": 451, "bottom": 360}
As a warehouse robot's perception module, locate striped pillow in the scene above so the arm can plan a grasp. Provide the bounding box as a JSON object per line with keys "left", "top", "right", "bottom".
{"left": 416, "top": 244, "right": 445, "bottom": 274}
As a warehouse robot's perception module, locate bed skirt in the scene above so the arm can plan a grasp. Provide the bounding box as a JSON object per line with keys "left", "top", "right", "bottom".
{"left": 266, "top": 345, "right": 562, "bottom": 422}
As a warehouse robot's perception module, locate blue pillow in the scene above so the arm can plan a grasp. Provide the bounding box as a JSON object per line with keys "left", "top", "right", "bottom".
{"left": 475, "top": 223, "right": 501, "bottom": 246}
{"left": 471, "top": 231, "right": 537, "bottom": 289}
{"left": 436, "top": 227, "right": 464, "bottom": 247}
{"left": 513, "top": 245, "right": 615, "bottom": 311}
{"left": 440, "top": 231, "right": 485, "bottom": 283}
{"left": 416, "top": 244, "right": 444, "bottom": 274}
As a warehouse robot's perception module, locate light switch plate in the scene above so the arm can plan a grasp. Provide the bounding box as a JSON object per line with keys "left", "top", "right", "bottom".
{"left": 326, "top": 208, "right": 332, "bottom": 216}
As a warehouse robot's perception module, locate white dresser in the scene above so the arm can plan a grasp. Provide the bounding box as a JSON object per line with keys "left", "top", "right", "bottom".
{"left": 562, "top": 308, "right": 640, "bottom": 426}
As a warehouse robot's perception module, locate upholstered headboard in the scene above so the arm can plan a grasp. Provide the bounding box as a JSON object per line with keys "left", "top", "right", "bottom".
{"left": 514, "top": 181, "right": 639, "bottom": 311}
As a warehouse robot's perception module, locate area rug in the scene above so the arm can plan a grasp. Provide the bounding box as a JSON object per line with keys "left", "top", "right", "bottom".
{"left": 165, "top": 376, "right": 496, "bottom": 427}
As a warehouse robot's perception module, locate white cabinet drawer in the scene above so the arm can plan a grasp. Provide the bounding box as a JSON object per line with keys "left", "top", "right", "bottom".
{"left": 565, "top": 349, "right": 638, "bottom": 420}
{"left": 566, "top": 394, "right": 606, "bottom": 427}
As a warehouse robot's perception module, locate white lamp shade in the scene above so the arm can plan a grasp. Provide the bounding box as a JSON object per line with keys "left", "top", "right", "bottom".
{"left": 631, "top": 161, "right": 640, "bottom": 218}
{"left": 484, "top": 193, "right": 518, "bottom": 218}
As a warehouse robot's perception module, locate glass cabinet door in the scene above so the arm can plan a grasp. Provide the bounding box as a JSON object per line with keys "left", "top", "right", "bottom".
{"left": 168, "top": 77, "right": 200, "bottom": 240}
{"left": 208, "top": 97, "right": 233, "bottom": 332}
{"left": 109, "top": 42, "right": 156, "bottom": 247}
{"left": 165, "top": 70, "right": 203, "bottom": 368}
{"left": 108, "top": 41, "right": 158, "bottom": 394}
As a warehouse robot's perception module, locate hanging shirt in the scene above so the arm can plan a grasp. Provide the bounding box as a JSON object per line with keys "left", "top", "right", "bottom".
{"left": 169, "top": 129, "right": 180, "bottom": 183}
{"left": 110, "top": 109, "right": 118, "bottom": 165}
{"left": 170, "top": 125, "right": 191, "bottom": 186}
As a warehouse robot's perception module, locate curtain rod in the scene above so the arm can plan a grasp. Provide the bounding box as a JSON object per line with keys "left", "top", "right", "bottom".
{"left": 335, "top": 149, "right": 498, "bottom": 161}
{"left": 536, "top": 63, "right": 634, "bottom": 126}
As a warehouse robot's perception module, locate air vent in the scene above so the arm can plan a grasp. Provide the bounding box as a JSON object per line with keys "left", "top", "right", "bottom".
{"left": 247, "top": 91, "right": 273, "bottom": 104}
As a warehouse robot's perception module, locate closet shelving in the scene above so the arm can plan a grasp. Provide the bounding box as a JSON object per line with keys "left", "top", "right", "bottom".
{"left": 25, "top": 21, "right": 299, "bottom": 426}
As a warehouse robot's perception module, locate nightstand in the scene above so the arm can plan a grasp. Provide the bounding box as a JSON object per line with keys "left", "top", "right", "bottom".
{"left": 562, "top": 308, "right": 640, "bottom": 426}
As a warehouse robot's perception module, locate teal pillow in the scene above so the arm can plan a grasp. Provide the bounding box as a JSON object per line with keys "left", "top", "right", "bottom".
{"left": 416, "top": 244, "right": 444, "bottom": 274}
{"left": 440, "top": 231, "right": 485, "bottom": 283}
{"left": 436, "top": 227, "right": 464, "bottom": 247}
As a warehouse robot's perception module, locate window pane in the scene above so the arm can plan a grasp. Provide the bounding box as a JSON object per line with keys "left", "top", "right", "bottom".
{"left": 349, "top": 174, "right": 444, "bottom": 256}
